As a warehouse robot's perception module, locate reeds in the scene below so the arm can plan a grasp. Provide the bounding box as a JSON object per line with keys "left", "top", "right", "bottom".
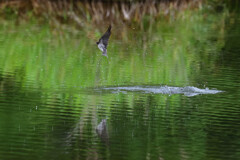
{"left": 0, "top": 0, "right": 203, "bottom": 27}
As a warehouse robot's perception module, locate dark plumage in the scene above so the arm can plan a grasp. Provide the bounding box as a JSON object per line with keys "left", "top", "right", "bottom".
{"left": 96, "top": 25, "right": 111, "bottom": 57}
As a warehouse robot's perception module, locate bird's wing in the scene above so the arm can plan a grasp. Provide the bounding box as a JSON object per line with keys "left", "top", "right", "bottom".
{"left": 99, "top": 25, "right": 111, "bottom": 48}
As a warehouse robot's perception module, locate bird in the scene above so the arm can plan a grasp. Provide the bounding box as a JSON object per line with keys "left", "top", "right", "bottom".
{"left": 96, "top": 25, "right": 111, "bottom": 57}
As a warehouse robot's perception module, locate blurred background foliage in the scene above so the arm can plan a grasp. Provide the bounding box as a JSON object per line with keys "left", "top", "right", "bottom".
{"left": 0, "top": 0, "right": 237, "bottom": 41}
{"left": 0, "top": 0, "right": 233, "bottom": 27}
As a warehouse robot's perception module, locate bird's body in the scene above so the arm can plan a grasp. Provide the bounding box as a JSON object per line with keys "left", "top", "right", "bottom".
{"left": 96, "top": 25, "right": 111, "bottom": 57}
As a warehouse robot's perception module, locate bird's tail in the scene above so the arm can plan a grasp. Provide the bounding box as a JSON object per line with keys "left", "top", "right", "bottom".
{"left": 102, "top": 50, "right": 108, "bottom": 57}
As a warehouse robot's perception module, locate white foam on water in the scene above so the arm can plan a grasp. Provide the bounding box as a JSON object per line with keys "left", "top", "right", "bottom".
{"left": 103, "top": 86, "right": 223, "bottom": 97}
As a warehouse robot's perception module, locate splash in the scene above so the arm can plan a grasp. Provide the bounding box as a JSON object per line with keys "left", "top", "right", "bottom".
{"left": 102, "top": 86, "right": 223, "bottom": 97}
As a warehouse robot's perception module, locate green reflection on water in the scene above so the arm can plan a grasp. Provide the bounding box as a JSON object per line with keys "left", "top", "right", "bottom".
{"left": 0, "top": 10, "right": 225, "bottom": 89}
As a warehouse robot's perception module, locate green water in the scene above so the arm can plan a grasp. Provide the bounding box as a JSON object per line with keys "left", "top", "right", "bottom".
{"left": 0, "top": 9, "right": 240, "bottom": 160}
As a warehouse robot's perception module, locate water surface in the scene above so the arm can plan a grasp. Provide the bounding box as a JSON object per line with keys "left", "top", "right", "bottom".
{"left": 0, "top": 10, "right": 239, "bottom": 160}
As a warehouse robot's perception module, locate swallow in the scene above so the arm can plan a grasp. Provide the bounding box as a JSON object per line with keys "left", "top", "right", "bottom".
{"left": 96, "top": 25, "right": 111, "bottom": 57}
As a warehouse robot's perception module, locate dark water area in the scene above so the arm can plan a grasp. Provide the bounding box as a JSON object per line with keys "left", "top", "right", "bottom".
{"left": 0, "top": 9, "right": 240, "bottom": 160}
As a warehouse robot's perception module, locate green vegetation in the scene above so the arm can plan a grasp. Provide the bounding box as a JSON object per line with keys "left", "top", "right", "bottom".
{"left": 0, "top": 0, "right": 203, "bottom": 29}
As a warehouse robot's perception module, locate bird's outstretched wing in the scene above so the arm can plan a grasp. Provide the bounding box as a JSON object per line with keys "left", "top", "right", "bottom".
{"left": 98, "top": 25, "right": 111, "bottom": 48}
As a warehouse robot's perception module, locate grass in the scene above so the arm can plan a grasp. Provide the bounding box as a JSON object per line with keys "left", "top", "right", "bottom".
{"left": 0, "top": 0, "right": 203, "bottom": 30}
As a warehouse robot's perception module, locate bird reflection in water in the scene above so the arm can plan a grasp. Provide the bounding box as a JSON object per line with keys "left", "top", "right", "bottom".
{"left": 96, "top": 119, "right": 109, "bottom": 145}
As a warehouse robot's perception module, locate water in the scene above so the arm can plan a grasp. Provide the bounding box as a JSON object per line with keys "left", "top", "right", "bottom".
{"left": 0, "top": 10, "right": 240, "bottom": 160}
{"left": 100, "top": 86, "right": 223, "bottom": 96}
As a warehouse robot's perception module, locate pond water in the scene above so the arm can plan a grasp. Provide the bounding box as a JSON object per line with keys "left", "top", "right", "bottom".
{"left": 0, "top": 9, "right": 240, "bottom": 160}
